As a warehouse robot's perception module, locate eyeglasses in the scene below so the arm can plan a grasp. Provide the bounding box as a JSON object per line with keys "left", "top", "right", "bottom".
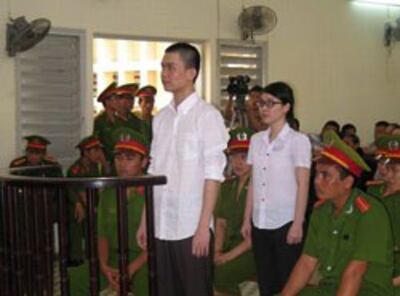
{"left": 256, "top": 100, "right": 283, "bottom": 109}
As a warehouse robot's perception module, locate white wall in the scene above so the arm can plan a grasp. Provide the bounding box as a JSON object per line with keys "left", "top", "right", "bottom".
{"left": 0, "top": 0, "right": 399, "bottom": 168}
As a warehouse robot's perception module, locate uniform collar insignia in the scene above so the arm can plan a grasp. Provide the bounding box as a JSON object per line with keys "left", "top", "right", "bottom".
{"left": 345, "top": 204, "right": 353, "bottom": 215}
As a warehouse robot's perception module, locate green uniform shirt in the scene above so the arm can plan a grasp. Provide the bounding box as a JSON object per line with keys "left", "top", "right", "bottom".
{"left": 214, "top": 176, "right": 256, "bottom": 294}
{"left": 366, "top": 182, "right": 385, "bottom": 199}
{"left": 93, "top": 111, "right": 150, "bottom": 160}
{"left": 303, "top": 188, "right": 394, "bottom": 295}
{"left": 97, "top": 187, "right": 145, "bottom": 263}
{"left": 367, "top": 183, "right": 400, "bottom": 278}
{"left": 69, "top": 187, "right": 148, "bottom": 296}
{"left": 216, "top": 177, "right": 251, "bottom": 251}
{"left": 67, "top": 157, "right": 103, "bottom": 203}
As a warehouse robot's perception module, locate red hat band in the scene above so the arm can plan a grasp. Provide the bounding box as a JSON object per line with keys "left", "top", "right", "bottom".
{"left": 27, "top": 142, "right": 46, "bottom": 150}
{"left": 99, "top": 89, "right": 116, "bottom": 101}
{"left": 228, "top": 139, "right": 250, "bottom": 151}
{"left": 321, "top": 147, "right": 362, "bottom": 177}
{"left": 138, "top": 91, "right": 155, "bottom": 98}
{"left": 386, "top": 150, "right": 400, "bottom": 159}
{"left": 83, "top": 139, "right": 101, "bottom": 149}
{"left": 115, "top": 140, "right": 148, "bottom": 156}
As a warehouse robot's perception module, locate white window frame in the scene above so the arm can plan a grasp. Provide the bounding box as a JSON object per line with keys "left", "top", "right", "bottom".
{"left": 93, "top": 34, "right": 206, "bottom": 109}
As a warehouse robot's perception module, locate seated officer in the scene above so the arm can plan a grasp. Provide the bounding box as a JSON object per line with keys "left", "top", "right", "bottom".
{"left": 69, "top": 127, "right": 149, "bottom": 296}
{"left": 66, "top": 135, "right": 109, "bottom": 264}
{"left": 365, "top": 138, "right": 389, "bottom": 197}
{"left": 9, "top": 135, "right": 62, "bottom": 177}
{"left": 214, "top": 127, "right": 256, "bottom": 296}
{"left": 281, "top": 131, "right": 394, "bottom": 296}
{"left": 365, "top": 135, "right": 400, "bottom": 294}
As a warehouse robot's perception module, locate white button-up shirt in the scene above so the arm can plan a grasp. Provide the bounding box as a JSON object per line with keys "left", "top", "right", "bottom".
{"left": 149, "top": 92, "right": 228, "bottom": 240}
{"left": 247, "top": 123, "right": 311, "bottom": 229}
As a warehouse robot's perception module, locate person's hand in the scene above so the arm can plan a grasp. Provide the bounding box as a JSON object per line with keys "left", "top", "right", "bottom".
{"left": 74, "top": 202, "right": 85, "bottom": 223}
{"left": 136, "top": 220, "right": 147, "bottom": 250}
{"left": 100, "top": 265, "right": 120, "bottom": 292}
{"left": 214, "top": 252, "right": 232, "bottom": 266}
{"left": 97, "top": 150, "right": 107, "bottom": 165}
{"left": 241, "top": 219, "right": 252, "bottom": 240}
{"left": 192, "top": 227, "right": 210, "bottom": 257}
{"left": 287, "top": 222, "right": 303, "bottom": 245}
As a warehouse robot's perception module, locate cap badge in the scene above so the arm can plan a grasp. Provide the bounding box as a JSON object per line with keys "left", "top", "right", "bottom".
{"left": 237, "top": 132, "right": 248, "bottom": 141}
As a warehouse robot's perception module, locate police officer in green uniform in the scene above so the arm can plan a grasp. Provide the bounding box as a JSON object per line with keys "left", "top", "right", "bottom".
{"left": 214, "top": 127, "right": 256, "bottom": 296}
{"left": 66, "top": 135, "right": 109, "bottom": 264}
{"left": 117, "top": 83, "right": 139, "bottom": 114}
{"left": 93, "top": 82, "right": 119, "bottom": 160}
{"left": 93, "top": 83, "right": 150, "bottom": 161}
{"left": 9, "top": 135, "right": 62, "bottom": 177}
{"left": 135, "top": 85, "right": 157, "bottom": 122}
{"left": 365, "top": 135, "right": 400, "bottom": 294}
{"left": 114, "top": 83, "right": 151, "bottom": 140}
{"left": 135, "top": 85, "right": 157, "bottom": 141}
{"left": 68, "top": 128, "right": 149, "bottom": 296}
{"left": 281, "top": 131, "right": 394, "bottom": 296}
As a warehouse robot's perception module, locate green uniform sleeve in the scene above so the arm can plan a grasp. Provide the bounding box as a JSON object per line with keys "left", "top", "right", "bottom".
{"left": 352, "top": 205, "right": 392, "bottom": 265}
{"left": 93, "top": 115, "right": 102, "bottom": 136}
{"left": 303, "top": 210, "right": 319, "bottom": 258}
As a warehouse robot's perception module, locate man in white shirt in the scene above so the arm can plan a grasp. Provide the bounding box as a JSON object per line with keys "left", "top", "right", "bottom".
{"left": 137, "top": 42, "right": 228, "bottom": 296}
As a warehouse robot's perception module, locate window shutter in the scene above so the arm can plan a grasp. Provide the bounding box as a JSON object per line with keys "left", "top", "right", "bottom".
{"left": 16, "top": 33, "right": 82, "bottom": 169}
{"left": 218, "top": 41, "right": 265, "bottom": 98}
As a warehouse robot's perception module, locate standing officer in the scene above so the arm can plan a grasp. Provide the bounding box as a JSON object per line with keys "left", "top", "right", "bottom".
{"left": 135, "top": 85, "right": 157, "bottom": 140}
{"left": 94, "top": 83, "right": 150, "bottom": 161}
{"left": 10, "top": 135, "right": 62, "bottom": 177}
{"left": 135, "top": 85, "right": 157, "bottom": 122}
{"left": 115, "top": 83, "right": 139, "bottom": 114}
{"left": 66, "top": 135, "right": 109, "bottom": 264}
{"left": 114, "top": 83, "right": 150, "bottom": 140}
{"left": 281, "top": 131, "right": 394, "bottom": 296}
{"left": 93, "top": 82, "right": 119, "bottom": 161}
{"left": 365, "top": 135, "right": 400, "bottom": 294}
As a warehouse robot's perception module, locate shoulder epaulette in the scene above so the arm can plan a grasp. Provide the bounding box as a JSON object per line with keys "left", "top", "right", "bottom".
{"left": 70, "top": 166, "right": 81, "bottom": 176}
{"left": 10, "top": 156, "right": 27, "bottom": 167}
{"left": 355, "top": 196, "right": 371, "bottom": 214}
{"left": 313, "top": 199, "right": 327, "bottom": 209}
{"left": 135, "top": 186, "right": 145, "bottom": 196}
{"left": 365, "top": 179, "right": 384, "bottom": 187}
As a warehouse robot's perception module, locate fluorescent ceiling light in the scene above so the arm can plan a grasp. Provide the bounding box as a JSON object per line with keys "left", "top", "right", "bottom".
{"left": 354, "top": 0, "right": 400, "bottom": 6}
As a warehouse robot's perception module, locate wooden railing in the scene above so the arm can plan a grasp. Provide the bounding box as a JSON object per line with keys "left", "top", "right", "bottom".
{"left": 0, "top": 165, "right": 166, "bottom": 296}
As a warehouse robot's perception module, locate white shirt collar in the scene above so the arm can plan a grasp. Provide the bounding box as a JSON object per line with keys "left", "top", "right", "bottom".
{"left": 168, "top": 92, "right": 199, "bottom": 115}
{"left": 264, "top": 122, "right": 291, "bottom": 145}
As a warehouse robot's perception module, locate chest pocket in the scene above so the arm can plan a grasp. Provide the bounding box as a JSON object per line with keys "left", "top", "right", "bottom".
{"left": 337, "top": 223, "right": 356, "bottom": 259}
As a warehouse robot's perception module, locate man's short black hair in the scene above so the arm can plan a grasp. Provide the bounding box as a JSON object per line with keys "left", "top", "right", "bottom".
{"left": 375, "top": 120, "right": 389, "bottom": 128}
{"left": 322, "top": 120, "right": 340, "bottom": 132}
{"left": 250, "top": 85, "right": 263, "bottom": 93}
{"left": 165, "top": 42, "right": 200, "bottom": 83}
